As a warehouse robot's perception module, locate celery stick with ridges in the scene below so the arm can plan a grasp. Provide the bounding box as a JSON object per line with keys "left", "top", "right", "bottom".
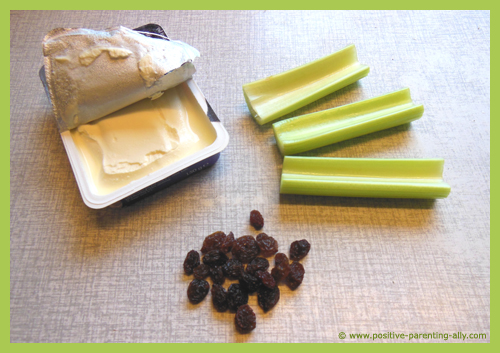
{"left": 242, "top": 45, "right": 369, "bottom": 125}
{"left": 280, "top": 157, "right": 451, "bottom": 199}
{"left": 273, "top": 88, "right": 423, "bottom": 155}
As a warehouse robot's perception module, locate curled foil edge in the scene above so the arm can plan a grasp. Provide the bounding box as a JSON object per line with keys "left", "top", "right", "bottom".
{"left": 42, "top": 25, "right": 200, "bottom": 131}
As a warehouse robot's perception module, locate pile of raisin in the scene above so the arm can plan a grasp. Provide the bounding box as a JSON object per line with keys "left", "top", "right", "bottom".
{"left": 183, "top": 211, "right": 311, "bottom": 334}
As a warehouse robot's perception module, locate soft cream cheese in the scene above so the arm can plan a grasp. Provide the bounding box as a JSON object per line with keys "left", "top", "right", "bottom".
{"left": 70, "top": 82, "right": 217, "bottom": 195}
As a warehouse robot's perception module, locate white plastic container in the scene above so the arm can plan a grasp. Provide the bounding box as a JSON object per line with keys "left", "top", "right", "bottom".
{"left": 40, "top": 25, "right": 229, "bottom": 208}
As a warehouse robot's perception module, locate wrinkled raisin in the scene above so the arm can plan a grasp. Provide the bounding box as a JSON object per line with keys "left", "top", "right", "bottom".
{"left": 193, "top": 264, "right": 211, "bottom": 280}
{"left": 232, "top": 236, "right": 260, "bottom": 263}
{"left": 235, "top": 304, "right": 256, "bottom": 333}
{"left": 211, "top": 284, "right": 228, "bottom": 312}
{"left": 220, "top": 231, "right": 235, "bottom": 253}
{"left": 187, "top": 279, "right": 210, "bottom": 304}
{"left": 210, "top": 266, "right": 225, "bottom": 285}
{"left": 250, "top": 210, "right": 264, "bottom": 230}
{"left": 271, "top": 253, "right": 290, "bottom": 283}
{"left": 222, "top": 258, "right": 244, "bottom": 280}
{"left": 201, "top": 231, "right": 226, "bottom": 254}
{"left": 290, "top": 239, "right": 310, "bottom": 261}
{"left": 256, "top": 233, "right": 278, "bottom": 257}
{"left": 285, "top": 261, "right": 305, "bottom": 290}
{"left": 239, "top": 272, "right": 260, "bottom": 294}
{"left": 255, "top": 270, "right": 276, "bottom": 289}
{"left": 257, "top": 285, "right": 280, "bottom": 312}
{"left": 227, "top": 284, "right": 248, "bottom": 312}
{"left": 203, "top": 250, "right": 229, "bottom": 267}
{"left": 246, "top": 257, "right": 269, "bottom": 275}
{"left": 183, "top": 250, "right": 200, "bottom": 275}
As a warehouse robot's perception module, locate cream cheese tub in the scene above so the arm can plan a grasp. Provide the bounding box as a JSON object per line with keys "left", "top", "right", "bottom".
{"left": 40, "top": 24, "right": 229, "bottom": 208}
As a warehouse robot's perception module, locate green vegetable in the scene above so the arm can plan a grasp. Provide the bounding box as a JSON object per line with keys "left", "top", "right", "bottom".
{"left": 273, "top": 88, "right": 423, "bottom": 155}
{"left": 243, "top": 45, "right": 369, "bottom": 125}
{"left": 280, "top": 157, "right": 451, "bottom": 199}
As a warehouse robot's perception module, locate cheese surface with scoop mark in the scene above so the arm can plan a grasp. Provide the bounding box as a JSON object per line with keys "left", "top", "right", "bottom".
{"left": 71, "top": 82, "right": 217, "bottom": 195}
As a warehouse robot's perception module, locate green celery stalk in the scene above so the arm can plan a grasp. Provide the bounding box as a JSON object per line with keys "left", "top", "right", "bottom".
{"left": 243, "top": 45, "right": 369, "bottom": 125}
{"left": 280, "top": 157, "right": 451, "bottom": 199}
{"left": 273, "top": 88, "right": 423, "bottom": 155}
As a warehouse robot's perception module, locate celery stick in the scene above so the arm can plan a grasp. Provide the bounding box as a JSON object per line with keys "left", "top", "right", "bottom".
{"left": 243, "top": 45, "right": 369, "bottom": 125}
{"left": 273, "top": 88, "right": 423, "bottom": 155}
{"left": 280, "top": 157, "right": 451, "bottom": 199}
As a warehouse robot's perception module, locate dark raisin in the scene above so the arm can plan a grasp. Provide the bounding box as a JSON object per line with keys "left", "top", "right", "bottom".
{"left": 285, "top": 261, "right": 305, "bottom": 290}
{"left": 255, "top": 270, "right": 276, "bottom": 289}
{"left": 210, "top": 266, "right": 225, "bottom": 285}
{"left": 250, "top": 210, "right": 264, "bottom": 230}
{"left": 271, "top": 253, "right": 290, "bottom": 283}
{"left": 290, "top": 239, "right": 311, "bottom": 261}
{"left": 227, "top": 284, "right": 248, "bottom": 312}
{"left": 235, "top": 304, "right": 256, "bottom": 333}
{"left": 203, "top": 250, "right": 229, "bottom": 267}
{"left": 256, "top": 233, "right": 278, "bottom": 257}
{"left": 246, "top": 257, "right": 269, "bottom": 275}
{"left": 183, "top": 250, "right": 200, "bottom": 275}
{"left": 201, "top": 231, "right": 226, "bottom": 254}
{"left": 220, "top": 231, "right": 234, "bottom": 254}
{"left": 232, "top": 235, "right": 260, "bottom": 263}
{"left": 222, "top": 258, "right": 244, "bottom": 280}
{"left": 239, "top": 272, "right": 260, "bottom": 294}
{"left": 193, "top": 264, "right": 211, "bottom": 280}
{"left": 211, "top": 284, "right": 228, "bottom": 312}
{"left": 187, "top": 279, "right": 210, "bottom": 304}
{"left": 257, "top": 285, "right": 280, "bottom": 312}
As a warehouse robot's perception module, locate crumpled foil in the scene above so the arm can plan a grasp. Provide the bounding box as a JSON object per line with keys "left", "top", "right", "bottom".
{"left": 42, "top": 25, "right": 200, "bottom": 131}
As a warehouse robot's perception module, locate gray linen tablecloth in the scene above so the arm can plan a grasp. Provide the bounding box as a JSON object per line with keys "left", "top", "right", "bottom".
{"left": 10, "top": 10, "right": 490, "bottom": 342}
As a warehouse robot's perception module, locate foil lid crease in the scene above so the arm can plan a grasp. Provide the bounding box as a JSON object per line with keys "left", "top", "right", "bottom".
{"left": 42, "top": 25, "right": 200, "bottom": 131}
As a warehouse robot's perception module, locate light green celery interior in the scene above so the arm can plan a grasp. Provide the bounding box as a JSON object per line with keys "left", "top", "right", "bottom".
{"left": 243, "top": 44, "right": 369, "bottom": 125}
{"left": 280, "top": 157, "right": 451, "bottom": 199}
{"left": 273, "top": 88, "right": 424, "bottom": 155}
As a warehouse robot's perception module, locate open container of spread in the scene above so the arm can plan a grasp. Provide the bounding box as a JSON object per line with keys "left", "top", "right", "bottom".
{"left": 40, "top": 24, "right": 229, "bottom": 208}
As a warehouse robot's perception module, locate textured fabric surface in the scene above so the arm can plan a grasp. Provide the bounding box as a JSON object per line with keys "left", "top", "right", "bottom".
{"left": 10, "top": 10, "right": 489, "bottom": 342}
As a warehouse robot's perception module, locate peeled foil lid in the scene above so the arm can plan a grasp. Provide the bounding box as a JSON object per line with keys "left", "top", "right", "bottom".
{"left": 42, "top": 25, "right": 200, "bottom": 131}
